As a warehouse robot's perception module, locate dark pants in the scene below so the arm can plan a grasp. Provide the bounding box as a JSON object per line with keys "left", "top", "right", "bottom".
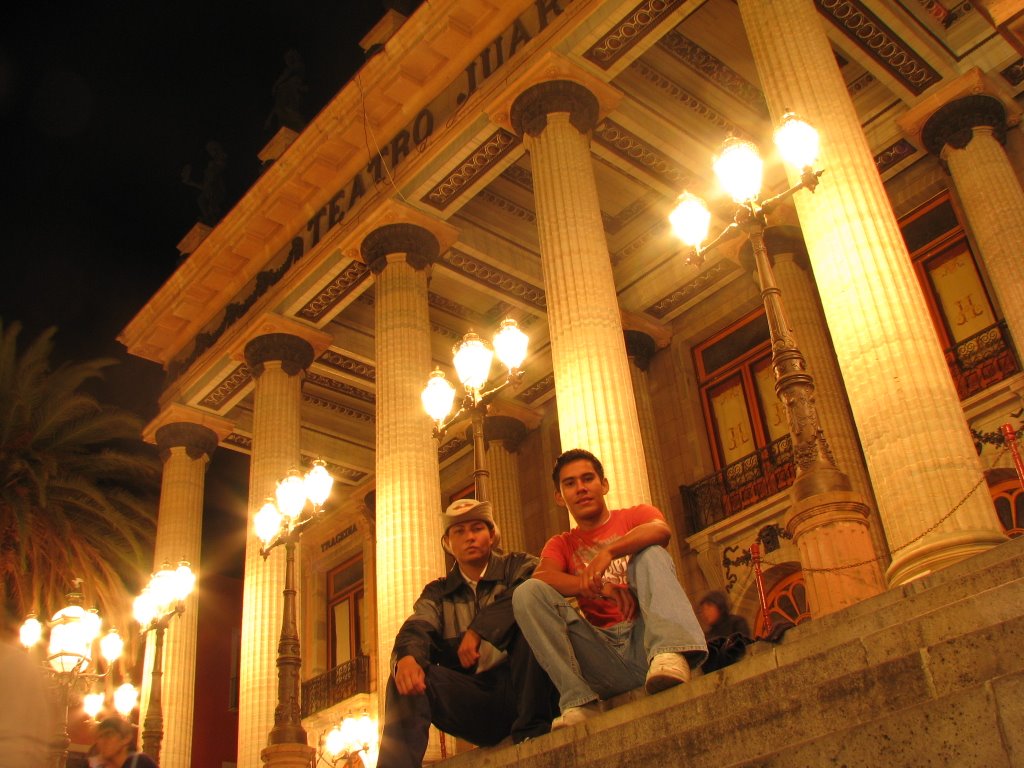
{"left": 377, "top": 631, "right": 556, "bottom": 768}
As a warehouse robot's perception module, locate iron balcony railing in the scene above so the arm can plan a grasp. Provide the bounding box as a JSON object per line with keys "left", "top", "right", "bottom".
{"left": 945, "top": 320, "right": 1020, "bottom": 401}
{"left": 301, "top": 654, "right": 371, "bottom": 718}
{"left": 682, "top": 434, "right": 795, "bottom": 534}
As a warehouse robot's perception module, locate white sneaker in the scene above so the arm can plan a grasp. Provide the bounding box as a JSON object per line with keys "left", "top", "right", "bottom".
{"left": 645, "top": 652, "right": 691, "bottom": 694}
{"left": 550, "top": 701, "right": 601, "bottom": 730}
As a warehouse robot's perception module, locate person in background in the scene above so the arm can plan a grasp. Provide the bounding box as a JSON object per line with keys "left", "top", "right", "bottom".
{"left": 91, "top": 717, "right": 157, "bottom": 768}
{"left": 698, "top": 590, "right": 751, "bottom": 640}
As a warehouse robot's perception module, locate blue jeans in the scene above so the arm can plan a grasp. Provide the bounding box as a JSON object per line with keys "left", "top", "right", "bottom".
{"left": 512, "top": 545, "right": 708, "bottom": 711}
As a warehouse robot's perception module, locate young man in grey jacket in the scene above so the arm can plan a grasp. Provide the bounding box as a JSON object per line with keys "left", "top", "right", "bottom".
{"left": 377, "top": 499, "right": 556, "bottom": 768}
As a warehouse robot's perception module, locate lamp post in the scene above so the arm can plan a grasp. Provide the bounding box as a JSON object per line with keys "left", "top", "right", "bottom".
{"left": 254, "top": 460, "right": 335, "bottom": 755}
{"left": 669, "top": 114, "right": 886, "bottom": 615}
{"left": 420, "top": 318, "right": 529, "bottom": 502}
{"left": 320, "top": 711, "right": 378, "bottom": 768}
{"left": 133, "top": 560, "right": 196, "bottom": 763}
{"left": 20, "top": 582, "right": 125, "bottom": 768}
{"left": 669, "top": 112, "right": 841, "bottom": 493}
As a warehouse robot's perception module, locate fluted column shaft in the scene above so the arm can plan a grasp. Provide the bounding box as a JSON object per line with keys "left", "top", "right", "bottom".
{"left": 484, "top": 416, "right": 527, "bottom": 553}
{"left": 738, "top": 0, "right": 1004, "bottom": 586}
{"left": 624, "top": 331, "right": 683, "bottom": 571}
{"left": 139, "top": 423, "right": 217, "bottom": 768}
{"left": 239, "top": 334, "right": 313, "bottom": 768}
{"left": 511, "top": 81, "right": 649, "bottom": 511}
{"left": 363, "top": 225, "right": 445, "bottom": 709}
{"left": 939, "top": 122, "right": 1024, "bottom": 353}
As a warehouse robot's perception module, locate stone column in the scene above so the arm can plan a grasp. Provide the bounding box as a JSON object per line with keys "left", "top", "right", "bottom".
{"left": 510, "top": 79, "right": 650, "bottom": 512}
{"left": 362, "top": 224, "right": 445, "bottom": 709}
{"left": 138, "top": 420, "right": 220, "bottom": 768}
{"left": 623, "top": 330, "right": 684, "bottom": 571}
{"left": 916, "top": 86, "right": 1024, "bottom": 353}
{"left": 238, "top": 333, "right": 314, "bottom": 768}
{"left": 737, "top": 0, "right": 1005, "bottom": 586}
{"left": 483, "top": 415, "right": 528, "bottom": 553}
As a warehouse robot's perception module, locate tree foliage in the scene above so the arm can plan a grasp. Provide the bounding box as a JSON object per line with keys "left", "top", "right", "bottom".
{"left": 0, "top": 320, "right": 159, "bottom": 636}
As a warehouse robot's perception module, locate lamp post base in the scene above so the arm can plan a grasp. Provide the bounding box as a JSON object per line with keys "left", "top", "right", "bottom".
{"left": 261, "top": 742, "right": 316, "bottom": 768}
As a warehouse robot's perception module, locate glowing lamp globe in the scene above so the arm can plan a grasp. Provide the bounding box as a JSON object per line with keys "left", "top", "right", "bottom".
{"left": 255, "top": 498, "right": 285, "bottom": 545}
{"left": 714, "top": 137, "right": 763, "bottom": 203}
{"left": 774, "top": 111, "right": 819, "bottom": 170}
{"left": 305, "top": 460, "right": 334, "bottom": 508}
{"left": 493, "top": 318, "right": 528, "bottom": 371}
{"left": 276, "top": 470, "right": 308, "bottom": 519}
{"left": 453, "top": 332, "right": 493, "bottom": 391}
{"left": 669, "top": 192, "right": 712, "bottom": 247}
{"left": 421, "top": 369, "right": 457, "bottom": 423}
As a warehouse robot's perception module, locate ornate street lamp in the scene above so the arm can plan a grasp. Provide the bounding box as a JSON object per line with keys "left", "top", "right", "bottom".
{"left": 668, "top": 112, "right": 843, "bottom": 492}
{"left": 133, "top": 560, "right": 196, "bottom": 763}
{"left": 421, "top": 318, "right": 529, "bottom": 502}
{"left": 254, "top": 460, "right": 335, "bottom": 751}
{"left": 20, "top": 582, "right": 125, "bottom": 768}
{"left": 320, "top": 711, "right": 378, "bottom": 767}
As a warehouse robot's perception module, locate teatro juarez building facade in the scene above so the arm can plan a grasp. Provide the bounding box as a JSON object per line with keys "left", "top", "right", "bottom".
{"left": 119, "top": 1, "right": 1024, "bottom": 766}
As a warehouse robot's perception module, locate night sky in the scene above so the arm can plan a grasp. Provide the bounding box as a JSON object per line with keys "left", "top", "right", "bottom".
{"left": 1, "top": 1, "right": 409, "bottom": 575}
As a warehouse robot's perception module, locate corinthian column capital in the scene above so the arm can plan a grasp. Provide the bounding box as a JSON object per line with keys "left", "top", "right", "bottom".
{"left": 510, "top": 80, "right": 600, "bottom": 138}
{"left": 361, "top": 223, "right": 440, "bottom": 274}
{"left": 243, "top": 333, "right": 314, "bottom": 378}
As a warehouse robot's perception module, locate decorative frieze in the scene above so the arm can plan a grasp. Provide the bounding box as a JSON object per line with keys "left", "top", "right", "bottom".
{"left": 815, "top": 0, "right": 941, "bottom": 95}
{"left": 223, "top": 433, "right": 253, "bottom": 451}
{"left": 438, "top": 432, "right": 471, "bottom": 463}
{"left": 302, "top": 393, "right": 375, "bottom": 423}
{"left": 657, "top": 31, "right": 768, "bottom": 116}
{"left": 199, "top": 364, "right": 252, "bottom": 410}
{"left": 874, "top": 138, "right": 917, "bottom": 174}
{"left": 304, "top": 371, "right": 375, "bottom": 404}
{"left": 593, "top": 118, "right": 694, "bottom": 186}
{"left": 628, "top": 60, "right": 747, "bottom": 138}
{"left": 477, "top": 188, "right": 537, "bottom": 223}
{"left": 513, "top": 372, "right": 555, "bottom": 404}
{"left": 583, "top": 0, "right": 688, "bottom": 70}
{"left": 422, "top": 130, "right": 521, "bottom": 210}
{"left": 297, "top": 261, "right": 369, "bottom": 322}
{"left": 644, "top": 259, "right": 737, "bottom": 319}
{"left": 317, "top": 351, "right": 377, "bottom": 383}
{"left": 1000, "top": 59, "right": 1024, "bottom": 87}
{"left": 500, "top": 164, "right": 534, "bottom": 191}
{"left": 442, "top": 248, "right": 547, "bottom": 311}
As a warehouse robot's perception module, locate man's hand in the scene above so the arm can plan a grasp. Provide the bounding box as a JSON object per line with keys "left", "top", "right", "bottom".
{"left": 457, "top": 628, "right": 482, "bottom": 669}
{"left": 579, "top": 548, "right": 614, "bottom": 597}
{"left": 602, "top": 582, "right": 637, "bottom": 621}
{"left": 395, "top": 655, "right": 426, "bottom": 695}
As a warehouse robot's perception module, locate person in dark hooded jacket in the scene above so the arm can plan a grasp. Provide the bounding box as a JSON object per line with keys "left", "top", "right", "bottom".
{"left": 698, "top": 590, "right": 751, "bottom": 640}
{"left": 377, "top": 498, "right": 556, "bottom": 767}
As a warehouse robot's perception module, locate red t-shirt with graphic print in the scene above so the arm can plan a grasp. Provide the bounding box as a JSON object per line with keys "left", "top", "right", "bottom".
{"left": 540, "top": 504, "right": 664, "bottom": 627}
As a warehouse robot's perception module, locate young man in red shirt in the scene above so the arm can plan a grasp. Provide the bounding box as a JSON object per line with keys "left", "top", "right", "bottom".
{"left": 512, "top": 448, "right": 707, "bottom": 728}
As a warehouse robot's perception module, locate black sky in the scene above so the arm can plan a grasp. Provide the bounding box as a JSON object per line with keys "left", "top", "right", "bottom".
{"left": 1, "top": 1, "right": 408, "bottom": 576}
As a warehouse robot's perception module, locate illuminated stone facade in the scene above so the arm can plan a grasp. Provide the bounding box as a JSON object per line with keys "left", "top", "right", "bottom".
{"left": 122, "top": 1, "right": 1023, "bottom": 764}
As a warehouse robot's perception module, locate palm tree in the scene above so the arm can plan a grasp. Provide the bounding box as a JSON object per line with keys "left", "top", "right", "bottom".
{"left": 0, "top": 319, "right": 160, "bottom": 638}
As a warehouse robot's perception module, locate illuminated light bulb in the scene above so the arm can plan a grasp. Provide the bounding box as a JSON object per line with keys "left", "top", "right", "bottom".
{"left": 714, "top": 137, "right": 763, "bottom": 203}
{"left": 493, "top": 318, "right": 528, "bottom": 372}
{"left": 421, "top": 369, "right": 456, "bottom": 423}
{"left": 453, "top": 332, "right": 493, "bottom": 392}
{"left": 668, "top": 192, "right": 712, "bottom": 247}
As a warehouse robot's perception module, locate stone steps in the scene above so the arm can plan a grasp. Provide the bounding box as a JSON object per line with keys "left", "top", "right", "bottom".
{"left": 439, "top": 535, "right": 1024, "bottom": 767}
